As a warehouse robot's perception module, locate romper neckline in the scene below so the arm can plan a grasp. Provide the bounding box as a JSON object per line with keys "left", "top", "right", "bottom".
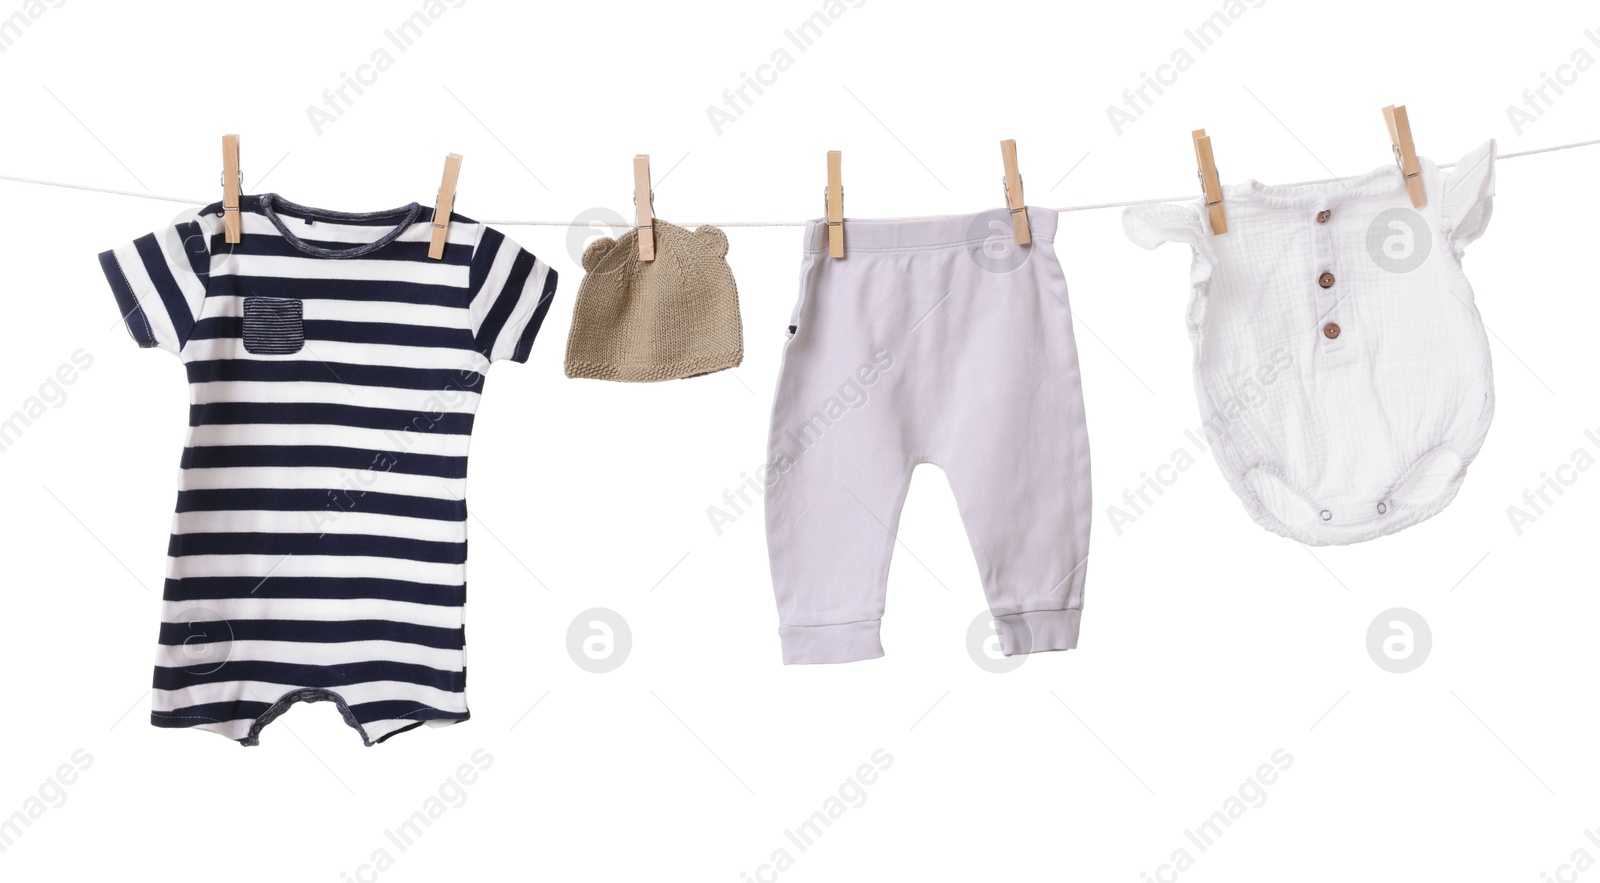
{"left": 257, "top": 193, "right": 423, "bottom": 259}
{"left": 1223, "top": 161, "right": 1413, "bottom": 211}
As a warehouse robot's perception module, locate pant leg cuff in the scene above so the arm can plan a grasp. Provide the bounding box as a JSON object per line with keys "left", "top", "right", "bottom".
{"left": 779, "top": 620, "right": 884, "bottom": 664}
{"left": 994, "top": 608, "right": 1081, "bottom": 656}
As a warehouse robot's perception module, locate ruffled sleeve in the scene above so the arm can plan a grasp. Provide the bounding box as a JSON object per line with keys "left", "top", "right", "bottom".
{"left": 1122, "top": 200, "right": 1218, "bottom": 294}
{"left": 1440, "top": 139, "right": 1496, "bottom": 259}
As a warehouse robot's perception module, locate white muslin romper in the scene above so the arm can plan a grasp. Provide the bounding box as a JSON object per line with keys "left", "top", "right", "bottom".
{"left": 1123, "top": 140, "right": 1498, "bottom": 545}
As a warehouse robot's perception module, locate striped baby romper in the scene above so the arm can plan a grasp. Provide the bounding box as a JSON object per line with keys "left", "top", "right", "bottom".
{"left": 98, "top": 193, "right": 557, "bottom": 746}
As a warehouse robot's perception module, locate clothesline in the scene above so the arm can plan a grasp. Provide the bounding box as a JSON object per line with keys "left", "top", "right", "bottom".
{"left": 3, "top": 137, "right": 1596, "bottom": 228}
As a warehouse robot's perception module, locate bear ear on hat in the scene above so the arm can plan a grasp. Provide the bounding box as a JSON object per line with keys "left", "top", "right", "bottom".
{"left": 582, "top": 236, "right": 618, "bottom": 272}
{"left": 692, "top": 225, "right": 729, "bottom": 258}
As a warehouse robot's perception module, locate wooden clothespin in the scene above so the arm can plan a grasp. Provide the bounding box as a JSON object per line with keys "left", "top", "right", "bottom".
{"left": 999, "top": 139, "right": 1030, "bottom": 245}
{"left": 825, "top": 150, "right": 844, "bottom": 259}
{"left": 634, "top": 154, "right": 655, "bottom": 262}
{"left": 221, "top": 134, "right": 242, "bottom": 244}
{"left": 1382, "top": 105, "right": 1426, "bottom": 208}
{"left": 1191, "top": 129, "right": 1227, "bottom": 235}
{"left": 428, "top": 153, "right": 462, "bottom": 261}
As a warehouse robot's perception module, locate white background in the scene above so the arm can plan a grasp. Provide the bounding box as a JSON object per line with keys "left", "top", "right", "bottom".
{"left": 1, "top": 1, "right": 1597, "bottom": 880}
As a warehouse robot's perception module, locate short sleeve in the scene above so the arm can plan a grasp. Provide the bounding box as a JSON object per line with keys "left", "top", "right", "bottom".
{"left": 466, "top": 225, "right": 559, "bottom": 364}
{"left": 1124, "top": 200, "right": 1208, "bottom": 251}
{"left": 1122, "top": 200, "right": 1218, "bottom": 291}
{"left": 1440, "top": 139, "right": 1497, "bottom": 258}
{"left": 98, "top": 207, "right": 215, "bottom": 354}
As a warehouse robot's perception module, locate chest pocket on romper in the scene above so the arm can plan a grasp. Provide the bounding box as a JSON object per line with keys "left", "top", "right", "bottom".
{"left": 242, "top": 296, "right": 305, "bottom": 355}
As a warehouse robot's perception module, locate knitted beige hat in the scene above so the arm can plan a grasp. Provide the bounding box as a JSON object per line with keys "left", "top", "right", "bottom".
{"left": 564, "top": 220, "right": 743, "bottom": 382}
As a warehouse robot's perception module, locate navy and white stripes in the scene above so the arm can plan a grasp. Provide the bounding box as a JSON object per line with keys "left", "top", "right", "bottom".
{"left": 241, "top": 296, "right": 306, "bottom": 355}
{"left": 99, "top": 193, "right": 556, "bottom": 746}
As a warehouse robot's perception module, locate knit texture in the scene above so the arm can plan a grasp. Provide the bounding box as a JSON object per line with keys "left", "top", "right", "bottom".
{"left": 564, "top": 220, "right": 743, "bottom": 382}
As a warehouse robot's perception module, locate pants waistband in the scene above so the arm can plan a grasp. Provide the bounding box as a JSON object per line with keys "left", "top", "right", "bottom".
{"left": 802, "top": 206, "right": 1058, "bottom": 254}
